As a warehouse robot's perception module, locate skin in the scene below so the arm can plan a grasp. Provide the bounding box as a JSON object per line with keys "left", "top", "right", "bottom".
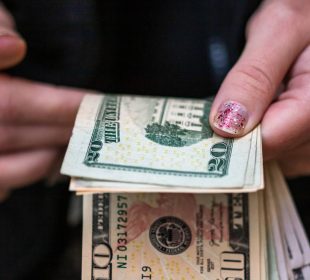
{"left": 210, "top": 0, "right": 310, "bottom": 177}
{"left": 0, "top": 4, "right": 84, "bottom": 200}
{"left": 1, "top": 0, "right": 310, "bottom": 200}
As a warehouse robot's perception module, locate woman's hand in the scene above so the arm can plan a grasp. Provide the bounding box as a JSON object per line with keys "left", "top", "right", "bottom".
{"left": 0, "top": 4, "right": 84, "bottom": 200}
{"left": 209, "top": 0, "right": 310, "bottom": 177}
{"left": 0, "top": 76, "right": 84, "bottom": 190}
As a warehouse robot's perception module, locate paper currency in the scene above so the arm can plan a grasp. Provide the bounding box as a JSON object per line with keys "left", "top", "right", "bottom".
{"left": 82, "top": 192, "right": 261, "bottom": 280}
{"left": 258, "top": 191, "right": 268, "bottom": 279}
{"left": 60, "top": 93, "right": 310, "bottom": 279}
{"left": 80, "top": 164, "right": 310, "bottom": 280}
{"left": 264, "top": 162, "right": 310, "bottom": 279}
{"left": 62, "top": 94, "right": 263, "bottom": 192}
{"left": 264, "top": 166, "right": 291, "bottom": 280}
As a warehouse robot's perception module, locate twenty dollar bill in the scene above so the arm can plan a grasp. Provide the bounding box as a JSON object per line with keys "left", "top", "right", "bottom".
{"left": 62, "top": 94, "right": 262, "bottom": 192}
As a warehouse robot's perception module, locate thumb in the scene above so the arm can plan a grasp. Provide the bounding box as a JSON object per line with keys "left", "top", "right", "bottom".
{"left": 0, "top": 3, "right": 26, "bottom": 69}
{"left": 209, "top": 1, "right": 309, "bottom": 137}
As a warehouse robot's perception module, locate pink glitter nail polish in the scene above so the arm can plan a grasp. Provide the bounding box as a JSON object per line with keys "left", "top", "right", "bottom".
{"left": 213, "top": 101, "right": 248, "bottom": 134}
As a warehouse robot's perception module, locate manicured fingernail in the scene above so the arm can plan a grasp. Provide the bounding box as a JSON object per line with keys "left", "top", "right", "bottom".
{"left": 213, "top": 101, "right": 248, "bottom": 135}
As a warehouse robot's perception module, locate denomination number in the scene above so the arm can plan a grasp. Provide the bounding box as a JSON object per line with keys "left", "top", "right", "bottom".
{"left": 220, "top": 252, "right": 245, "bottom": 280}
{"left": 90, "top": 140, "right": 103, "bottom": 151}
{"left": 208, "top": 158, "right": 226, "bottom": 172}
{"left": 210, "top": 142, "right": 227, "bottom": 157}
{"left": 208, "top": 142, "right": 227, "bottom": 172}
{"left": 87, "top": 140, "right": 103, "bottom": 163}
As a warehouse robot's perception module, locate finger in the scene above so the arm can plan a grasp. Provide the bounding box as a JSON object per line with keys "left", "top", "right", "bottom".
{"left": 0, "top": 75, "right": 85, "bottom": 125}
{"left": 0, "top": 125, "right": 72, "bottom": 152}
{"left": 278, "top": 143, "right": 310, "bottom": 178}
{"left": 262, "top": 88, "right": 310, "bottom": 161}
{"left": 0, "top": 3, "right": 26, "bottom": 68}
{"left": 0, "top": 148, "right": 60, "bottom": 190}
{"left": 209, "top": 1, "right": 310, "bottom": 136}
{"left": 262, "top": 43, "right": 310, "bottom": 161}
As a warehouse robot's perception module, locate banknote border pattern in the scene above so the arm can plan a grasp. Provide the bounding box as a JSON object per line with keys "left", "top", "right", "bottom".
{"left": 91, "top": 194, "right": 112, "bottom": 279}
{"left": 84, "top": 95, "right": 234, "bottom": 178}
{"left": 228, "top": 194, "right": 250, "bottom": 279}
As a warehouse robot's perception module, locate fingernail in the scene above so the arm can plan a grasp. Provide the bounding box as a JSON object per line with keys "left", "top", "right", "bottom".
{"left": 213, "top": 101, "right": 248, "bottom": 135}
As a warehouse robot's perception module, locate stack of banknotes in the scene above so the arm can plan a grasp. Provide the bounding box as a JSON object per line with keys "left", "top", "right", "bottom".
{"left": 61, "top": 94, "right": 310, "bottom": 279}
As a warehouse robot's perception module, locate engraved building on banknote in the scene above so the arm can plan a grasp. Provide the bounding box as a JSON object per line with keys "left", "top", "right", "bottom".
{"left": 144, "top": 97, "right": 214, "bottom": 147}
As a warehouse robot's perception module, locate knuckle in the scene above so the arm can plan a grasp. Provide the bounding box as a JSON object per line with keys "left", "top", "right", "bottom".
{"left": 231, "top": 63, "right": 275, "bottom": 100}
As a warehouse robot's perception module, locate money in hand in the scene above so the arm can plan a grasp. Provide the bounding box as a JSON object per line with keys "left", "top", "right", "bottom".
{"left": 60, "top": 93, "right": 310, "bottom": 279}
{"left": 62, "top": 94, "right": 263, "bottom": 193}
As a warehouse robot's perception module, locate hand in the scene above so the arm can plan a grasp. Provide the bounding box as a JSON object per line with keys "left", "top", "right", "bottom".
{"left": 0, "top": 76, "right": 84, "bottom": 191}
{"left": 0, "top": 5, "right": 84, "bottom": 201}
{"left": 209, "top": 0, "right": 310, "bottom": 177}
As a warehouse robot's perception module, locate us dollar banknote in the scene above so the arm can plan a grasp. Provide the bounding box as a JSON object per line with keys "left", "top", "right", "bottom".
{"left": 82, "top": 192, "right": 262, "bottom": 280}
{"left": 264, "top": 162, "right": 310, "bottom": 280}
{"left": 62, "top": 94, "right": 262, "bottom": 192}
